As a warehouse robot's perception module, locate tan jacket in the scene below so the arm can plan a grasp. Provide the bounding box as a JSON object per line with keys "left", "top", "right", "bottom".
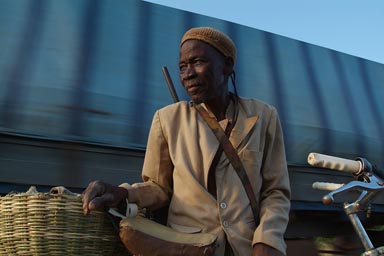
{"left": 124, "top": 97, "right": 291, "bottom": 255}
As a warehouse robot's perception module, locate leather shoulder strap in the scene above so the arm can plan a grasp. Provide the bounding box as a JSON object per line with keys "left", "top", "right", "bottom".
{"left": 194, "top": 103, "right": 259, "bottom": 223}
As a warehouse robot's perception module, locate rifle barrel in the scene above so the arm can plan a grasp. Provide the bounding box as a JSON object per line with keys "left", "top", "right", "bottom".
{"left": 162, "top": 66, "right": 179, "bottom": 103}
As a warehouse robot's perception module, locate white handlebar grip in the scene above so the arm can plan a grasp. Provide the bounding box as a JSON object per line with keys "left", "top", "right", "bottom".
{"left": 312, "top": 182, "right": 344, "bottom": 191}
{"left": 307, "top": 152, "right": 362, "bottom": 174}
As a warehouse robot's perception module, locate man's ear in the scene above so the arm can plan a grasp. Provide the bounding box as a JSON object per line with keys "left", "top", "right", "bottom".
{"left": 223, "top": 57, "right": 234, "bottom": 76}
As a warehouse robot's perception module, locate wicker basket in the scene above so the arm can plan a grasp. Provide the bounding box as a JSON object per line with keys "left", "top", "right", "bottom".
{"left": 0, "top": 187, "right": 128, "bottom": 255}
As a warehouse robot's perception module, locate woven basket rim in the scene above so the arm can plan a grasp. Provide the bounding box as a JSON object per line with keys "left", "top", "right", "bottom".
{"left": 0, "top": 187, "right": 127, "bottom": 255}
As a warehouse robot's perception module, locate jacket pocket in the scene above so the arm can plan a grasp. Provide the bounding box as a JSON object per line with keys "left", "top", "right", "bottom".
{"left": 239, "top": 149, "right": 263, "bottom": 197}
{"left": 240, "top": 149, "right": 263, "bottom": 168}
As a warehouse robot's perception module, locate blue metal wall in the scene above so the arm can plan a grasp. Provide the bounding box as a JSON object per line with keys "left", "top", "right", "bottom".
{"left": 0, "top": 0, "right": 383, "bottom": 166}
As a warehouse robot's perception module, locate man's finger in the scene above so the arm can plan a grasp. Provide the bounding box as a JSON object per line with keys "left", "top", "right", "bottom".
{"left": 88, "top": 193, "right": 115, "bottom": 211}
{"left": 82, "top": 181, "right": 105, "bottom": 215}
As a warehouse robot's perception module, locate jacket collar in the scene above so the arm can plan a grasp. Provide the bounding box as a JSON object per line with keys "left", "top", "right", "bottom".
{"left": 229, "top": 102, "right": 259, "bottom": 149}
{"left": 190, "top": 97, "right": 259, "bottom": 149}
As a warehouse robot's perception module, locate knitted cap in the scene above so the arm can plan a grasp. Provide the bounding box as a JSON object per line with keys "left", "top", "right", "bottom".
{"left": 181, "top": 27, "right": 236, "bottom": 64}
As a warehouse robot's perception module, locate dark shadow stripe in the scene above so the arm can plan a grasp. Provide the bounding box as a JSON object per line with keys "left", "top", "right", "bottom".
{"left": 299, "top": 42, "right": 332, "bottom": 152}
{"left": 330, "top": 52, "right": 366, "bottom": 154}
{"left": 68, "top": 0, "right": 101, "bottom": 137}
{"left": 182, "top": 8, "right": 196, "bottom": 30}
{"left": 225, "top": 22, "right": 240, "bottom": 95}
{"left": 60, "top": 0, "right": 105, "bottom": 187}
{"left": 0, "top": 1, "right": 47, "bottom": 128}
{"left": 177, "top": 10, "right": 197, "bottom": 101}
{"left": 262, "top": 32, "right": 290, "bottom": 142}
{"left": 357, "top": 58, "right": 384, "bottom": 158}
{"left": 126, "top": 1, "right": 153, "bottom": 144}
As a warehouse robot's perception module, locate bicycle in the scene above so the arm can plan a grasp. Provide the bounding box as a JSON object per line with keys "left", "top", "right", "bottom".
{"left": 307, "top": 152, "right": 384, "bottom": 256}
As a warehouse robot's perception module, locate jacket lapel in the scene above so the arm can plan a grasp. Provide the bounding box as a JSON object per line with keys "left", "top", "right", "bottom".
{"left": 230, "top": 112, "right": 259, "bottom": 149}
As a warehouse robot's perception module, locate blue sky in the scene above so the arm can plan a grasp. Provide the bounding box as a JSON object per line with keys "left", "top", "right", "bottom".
{"left": 144, "top": 0, "right": 383, "bottom": 64}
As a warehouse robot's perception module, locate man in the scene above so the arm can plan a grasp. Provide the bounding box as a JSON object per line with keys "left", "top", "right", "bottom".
{"left": 83, "top": 27, "right": 290, "bottom": 256}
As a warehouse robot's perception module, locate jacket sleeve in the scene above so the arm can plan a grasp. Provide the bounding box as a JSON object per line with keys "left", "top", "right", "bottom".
{"left": 123, "top": 110, "right": 174, "bottom": 210}
{"left": 252, "top": 107, "right": 291, "bottom": 254}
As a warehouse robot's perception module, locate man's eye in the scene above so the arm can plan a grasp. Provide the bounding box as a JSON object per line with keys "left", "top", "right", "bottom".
{"left": 179, "top": 65, "right": 186, "bottom": 72}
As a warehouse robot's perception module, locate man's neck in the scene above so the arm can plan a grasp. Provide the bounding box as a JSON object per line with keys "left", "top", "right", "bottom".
{"left": 205, "top": 94, "right": 230, "bottom": 121}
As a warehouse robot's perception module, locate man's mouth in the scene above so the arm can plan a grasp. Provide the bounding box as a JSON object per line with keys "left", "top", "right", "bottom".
{"left": 186, "top": 84, "right": 201, "bottom": 94}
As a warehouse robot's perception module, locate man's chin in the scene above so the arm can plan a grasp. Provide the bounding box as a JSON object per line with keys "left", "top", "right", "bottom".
{"left": 191, "top": 98, "right": 202, "bottom": 104}
{"left": 190, "top": 95, "right": 203, "bottom": 104}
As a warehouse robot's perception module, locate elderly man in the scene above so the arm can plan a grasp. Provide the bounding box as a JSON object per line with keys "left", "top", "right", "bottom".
{"left": 83, "top": 27, "right": 291, "bottom": 256}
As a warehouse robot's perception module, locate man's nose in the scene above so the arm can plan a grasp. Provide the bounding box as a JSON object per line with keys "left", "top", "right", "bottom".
{"left": 181, "top": 65, "right": 196, "bottom": 79}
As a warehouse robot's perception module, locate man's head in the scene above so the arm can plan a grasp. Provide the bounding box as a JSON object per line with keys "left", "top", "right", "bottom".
{"left": 181, "top": 27, "right": 236, "bottom": 65}
{"left": 179, "top": 27, "right": 236, "bottom": 104}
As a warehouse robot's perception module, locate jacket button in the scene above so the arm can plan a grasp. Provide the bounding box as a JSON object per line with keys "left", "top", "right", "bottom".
{"left": 220, "top": 202, "right": 227, "bottom": 209}
{"left": 222, "top": 221, "right": 229, "bottom": 227}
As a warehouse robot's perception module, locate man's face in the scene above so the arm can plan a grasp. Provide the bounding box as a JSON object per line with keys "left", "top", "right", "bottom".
{"left": 179, "top": 40, "right": 228, "bottom": 104}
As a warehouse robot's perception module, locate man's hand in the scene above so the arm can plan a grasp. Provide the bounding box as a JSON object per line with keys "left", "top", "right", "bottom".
{"left": 82, "top": 180, "right": 128, "bottom": 216}
{"left": 253, "top": 243, "right": 284, "bottom": 256}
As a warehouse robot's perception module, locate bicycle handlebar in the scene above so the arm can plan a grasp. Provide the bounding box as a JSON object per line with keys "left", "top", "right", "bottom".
{"left": 309, "top": 153, "right": 384, "bottom": 253}
{"left": 307, "top": 152, "right": 362, "bottom": 175}
{"left": 312, "top": 182, "right": 344, "bottom": 191}
{"left": 309, "top": 152, "right": 384, "bottom": 206}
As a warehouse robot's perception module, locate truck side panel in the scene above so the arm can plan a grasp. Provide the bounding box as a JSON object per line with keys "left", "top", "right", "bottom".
{"left": 0, "top": 1, "right": 383, "bottom": 213}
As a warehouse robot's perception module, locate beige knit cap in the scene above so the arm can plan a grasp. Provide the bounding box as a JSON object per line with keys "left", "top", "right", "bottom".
{"left": 181, "top": 27, "right": 236, "bottom": 64}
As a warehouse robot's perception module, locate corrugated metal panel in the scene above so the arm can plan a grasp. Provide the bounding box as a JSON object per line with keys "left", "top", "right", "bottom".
{"left": 0, "top": 0, "right": 383, "bottom": 168}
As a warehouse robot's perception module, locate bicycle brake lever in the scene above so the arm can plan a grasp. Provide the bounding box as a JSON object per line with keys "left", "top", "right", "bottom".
{"left": 322, "top": 174, "right": 384, "bottom": 205}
